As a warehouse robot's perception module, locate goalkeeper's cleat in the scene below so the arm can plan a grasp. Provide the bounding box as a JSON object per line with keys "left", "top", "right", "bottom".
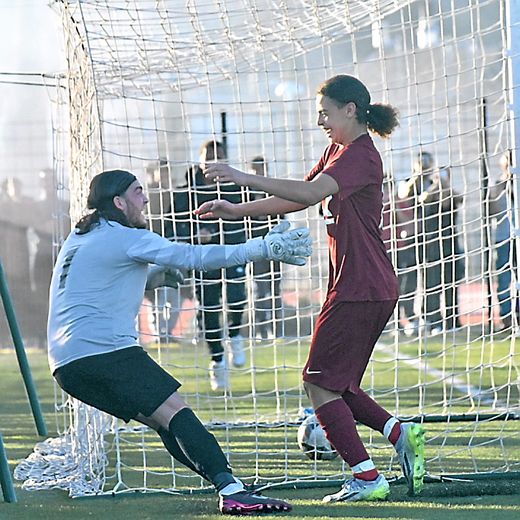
{"left": 209, "top": 359, "right": 229, "bottom": 391}
{"left": 219, "top": 490, "right": 292, "bottom": 515}
{"left": 395, "top": 422, "right": 426, "bottom": 496}
{"left": 323, "top": 474, "right": 390, "bottom": 503}
{"left": 229, "top": 334, "right": 246, "bottom": 367}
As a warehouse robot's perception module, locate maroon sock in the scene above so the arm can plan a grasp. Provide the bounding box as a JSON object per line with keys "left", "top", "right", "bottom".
{"left": 354, "top": 468, "right": 380, "bottom": 481}
{"left": 314, "top": 399, "right": 370, "bottom": 468}
{"left": 388, "top": 422, "right": 401, "bottom": 446}
{"left": 342, "top": 388, "right": 393, "bottom": 434}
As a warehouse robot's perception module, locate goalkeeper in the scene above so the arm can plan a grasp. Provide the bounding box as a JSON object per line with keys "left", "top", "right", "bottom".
{"left": 196, "top": 75, "right": 426, "bottom": 503}
{"left": 47, "top": 169, "right": 311, "bottom": 515}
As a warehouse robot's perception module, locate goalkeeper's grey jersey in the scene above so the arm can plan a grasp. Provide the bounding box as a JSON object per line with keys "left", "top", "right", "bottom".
{"left": 48, "top": 219, "right": 262, "bottom": 372}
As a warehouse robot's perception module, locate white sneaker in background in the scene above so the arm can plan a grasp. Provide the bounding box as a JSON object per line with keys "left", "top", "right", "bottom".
{"left": 403, "top": 320, "right": 418, "bottom": 337}
{"left": 229, "top": 334, "right": 246, "bottom": 367}
{"left": 429, "top": 326, "right": 442, "bottom": 336}
{"left": 209, "top": 359, "right": 229, "bottom": 391}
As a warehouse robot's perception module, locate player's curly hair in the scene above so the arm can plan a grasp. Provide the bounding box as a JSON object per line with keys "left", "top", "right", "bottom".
{"left": 76, "top": 170, "right": 136, "bottom": 234}
{"left": 317, "top": 75, "right": 399, "bottom": 138}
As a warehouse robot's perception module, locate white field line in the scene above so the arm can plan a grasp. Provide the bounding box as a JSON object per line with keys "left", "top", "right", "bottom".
{"left": 374, "top": 341, "right": 512, "bottom": 410}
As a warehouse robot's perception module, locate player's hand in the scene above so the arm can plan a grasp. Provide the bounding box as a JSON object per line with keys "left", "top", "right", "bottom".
{"left": 195, "top": 199, "right": 240, "bottom": 220}
{"left": 146, "top": 266, "right": 184, "bottom": 291}
{"left": 263, "top": 221, "right": 312, "bottom": 266}
{"left": 204, "top": 164, "right": 250, "bottom": 186}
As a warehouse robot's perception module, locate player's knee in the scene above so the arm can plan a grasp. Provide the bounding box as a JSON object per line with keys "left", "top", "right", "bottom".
{"left": 303, "top": 380, "right": 320, "bottom": 398}
{"left": 303, "top": 381, "right": 340, "bottom": 408}
{"left": 150, "top": 392, "right": 190, "bottom": 429}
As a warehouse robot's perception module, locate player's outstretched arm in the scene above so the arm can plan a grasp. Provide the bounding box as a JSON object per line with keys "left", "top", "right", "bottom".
{"left": 204, "top": 163, "right": 338, "bottom": 206}
{"left": 203, "top": 164, "right": 250, "bottom": 186}
{"left": 195, "top": 196, "right": 305, "bottom": 220}
{"left": 195, "top": 199, "right": 241, "bottom": 220}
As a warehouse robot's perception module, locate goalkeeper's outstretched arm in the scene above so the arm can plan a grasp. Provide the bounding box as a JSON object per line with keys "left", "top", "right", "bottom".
{"left": 128, "top": 222, "right": 312, "bottom": 274}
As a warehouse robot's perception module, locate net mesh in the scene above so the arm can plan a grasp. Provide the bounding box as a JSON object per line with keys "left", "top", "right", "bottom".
{"left": 15, "top": 0, "right": 520, "bottom": 496}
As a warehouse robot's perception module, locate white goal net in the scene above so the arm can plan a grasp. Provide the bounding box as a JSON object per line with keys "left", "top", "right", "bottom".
{"left": 15, "top": 0, "right": 520, "bottom": 497}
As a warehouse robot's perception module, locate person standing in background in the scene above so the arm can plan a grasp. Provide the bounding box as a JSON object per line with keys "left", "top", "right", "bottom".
{"left": 173, "top": 141, "right": 248, "bottom": 391}
{"left": 398, "top": 152, "right": 463, "bottom": 334}
{"left": 489, "top": 151, "right": 517, "bottom": 330}
{"left": 382, "top": 177, "right": 418, "bottom": 336}
{"left": 145, "top": 160, "right": 182, "bottom": 343}
{"left": 419, "top": 165, "right": 464, "bottom": 333}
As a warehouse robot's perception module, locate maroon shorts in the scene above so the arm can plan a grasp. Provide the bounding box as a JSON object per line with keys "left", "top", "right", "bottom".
{"left": 302, "top": 298, "right": 397, "bottom": 394}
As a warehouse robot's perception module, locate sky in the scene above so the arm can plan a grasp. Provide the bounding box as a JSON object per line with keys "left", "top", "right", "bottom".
{"left": 0, "top": 0, "right": 65, "bottom": 198}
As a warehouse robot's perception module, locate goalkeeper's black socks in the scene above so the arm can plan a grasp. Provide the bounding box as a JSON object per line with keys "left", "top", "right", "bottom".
{"left": 158, "top": 425, "right": 206, "bottom": 479}
{"left": 162, "top": 407, "right": 237, "bottom": 490}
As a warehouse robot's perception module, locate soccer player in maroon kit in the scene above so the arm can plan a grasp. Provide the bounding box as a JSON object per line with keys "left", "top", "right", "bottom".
{"left": 196, "top": 74, "right": 426, "bottom": 502}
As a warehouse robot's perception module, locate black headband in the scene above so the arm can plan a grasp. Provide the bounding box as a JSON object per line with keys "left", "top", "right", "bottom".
{"left": 87, "top": 170, "right": 137, "bottom": 210}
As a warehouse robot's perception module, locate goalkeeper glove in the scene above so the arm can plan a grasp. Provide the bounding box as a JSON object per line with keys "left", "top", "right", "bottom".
{"left": 257, "top": 221, "right": 312, "bottom": 266}
{"left": 146, "top": 266, "right": 185, "bottom": 291}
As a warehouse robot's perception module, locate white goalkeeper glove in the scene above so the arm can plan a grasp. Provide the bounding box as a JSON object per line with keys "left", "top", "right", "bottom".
{"left": 246, "top": 221, "right": 312, "bottom": 266}
{"left": 146, "top": 266, "right": 185, "bottom": 291}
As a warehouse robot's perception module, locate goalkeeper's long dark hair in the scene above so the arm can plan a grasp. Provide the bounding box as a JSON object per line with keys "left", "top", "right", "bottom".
{"left": 76, "top": 170, "right": 137, "bottom": 234}
{"left": 317, "top": 75, "right": 399, "bottom": 138}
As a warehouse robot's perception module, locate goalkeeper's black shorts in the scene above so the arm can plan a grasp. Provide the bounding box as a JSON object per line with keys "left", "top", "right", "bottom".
{"left": 54, "top": 346, "right": 181, "bottom": 422}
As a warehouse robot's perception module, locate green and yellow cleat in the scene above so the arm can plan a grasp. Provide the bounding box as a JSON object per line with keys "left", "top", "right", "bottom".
{"left": 323, "top": 474, "right": 390, "bottom": 503}
{"left": 396, "top": 422, "right": 426, "bottom": 496}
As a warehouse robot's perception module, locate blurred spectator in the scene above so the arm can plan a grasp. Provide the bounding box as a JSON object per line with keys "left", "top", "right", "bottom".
{"left": 398, "top": 151, "right": 436, "bottom": 203}
{"left": 1, "top": 176, "right": 32, "bottom": 207}
{"left": 0, "top": 176, "right": 46, "bottom": 347}
{"left": 172, "top": 140, "right": 247, "bottom": 391}
{"left": 398, "top": 152, "right": 464, "bottom": 334}
{"left": 144, "top": 160, "right": 182, "bottom": 342}
{"left": 147, "top": 159, "right": 174, "bottom": 236}
{"left": 382, "top": 177, "right": 418, "bottom": 335}
{"left": 32, "top": 169, "right": 65, "bottom": 347}
{"left": 419, "top": 165, "right": 464, "bottom": 332}
{"left": 488, "top": 151, "right": 517, "bottom": 330}
{"left": 397, "top": 152, "right": 434, "bottom": 333}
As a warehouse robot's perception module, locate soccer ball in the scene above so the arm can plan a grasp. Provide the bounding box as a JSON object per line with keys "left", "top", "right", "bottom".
{"left": 297, "top": 414, "right": 338, "bottom": 461}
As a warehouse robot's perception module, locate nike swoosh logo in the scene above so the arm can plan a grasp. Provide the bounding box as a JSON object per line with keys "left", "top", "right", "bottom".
{"left": 305, "top": 367, "right": 321, "bottom": 375}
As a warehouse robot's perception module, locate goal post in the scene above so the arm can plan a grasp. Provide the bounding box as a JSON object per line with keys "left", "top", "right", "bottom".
{"left": 507, "top": 0, "right": 520, "bottom": 239}
{"left": 15, "top": 0, "right": 520, "bottom": 497}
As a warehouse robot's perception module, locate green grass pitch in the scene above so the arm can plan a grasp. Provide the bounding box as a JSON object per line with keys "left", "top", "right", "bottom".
{"left": 0, "top": 338, "right": 519, "bottom": 519}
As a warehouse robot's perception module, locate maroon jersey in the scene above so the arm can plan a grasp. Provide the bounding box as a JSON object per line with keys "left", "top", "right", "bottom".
{"left": 305, "top": 134, "right": 398, "bottom": 302}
